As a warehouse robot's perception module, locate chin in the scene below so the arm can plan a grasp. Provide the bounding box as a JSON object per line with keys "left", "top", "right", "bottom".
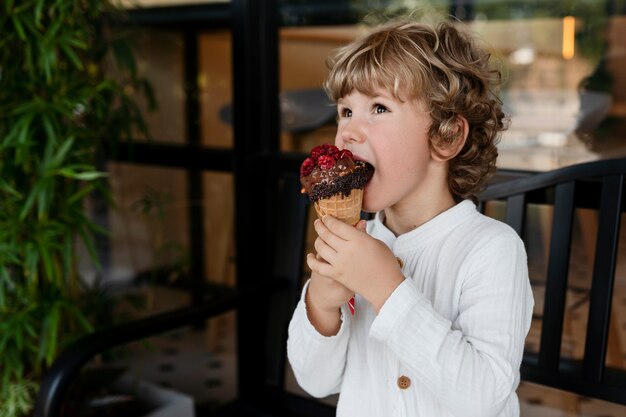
{"left": 361, "top": 199, "right": 383, "bottom": 214}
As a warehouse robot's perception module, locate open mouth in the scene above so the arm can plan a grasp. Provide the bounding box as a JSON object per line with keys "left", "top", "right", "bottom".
{"left": 355, "top": 160, "right": 375, "bottom": 187}
{"left": 364, "top": 161, "right": 374, "bottom": 181}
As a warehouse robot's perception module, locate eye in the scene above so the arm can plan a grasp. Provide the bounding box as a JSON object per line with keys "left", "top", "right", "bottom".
{"left": 374, "top": 103, "right": 389, "bottom": 114}
{"left": 338, "top": 107, "right": 352, "bottom": 118}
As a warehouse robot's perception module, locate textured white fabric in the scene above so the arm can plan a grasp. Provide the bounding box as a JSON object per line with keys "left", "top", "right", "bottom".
{"left": 287, "top": 200, "right": 534, "bottom": 417}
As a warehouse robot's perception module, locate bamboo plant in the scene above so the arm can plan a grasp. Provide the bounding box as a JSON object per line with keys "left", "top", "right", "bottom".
{"left": 0, "top": 1, "right": 154, "bottom": 415}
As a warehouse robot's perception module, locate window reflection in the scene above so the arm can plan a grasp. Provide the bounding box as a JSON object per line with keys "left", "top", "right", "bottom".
{"left": 278, "top": 0, "right": 626, "bottom": 171}
{"left": 134, "top": 29, "right": 186, "bottom": 144}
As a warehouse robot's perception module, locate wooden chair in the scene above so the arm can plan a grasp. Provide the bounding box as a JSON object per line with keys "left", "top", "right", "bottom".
{"left": 479, "top": 157, "right": 626, "bottom": 406}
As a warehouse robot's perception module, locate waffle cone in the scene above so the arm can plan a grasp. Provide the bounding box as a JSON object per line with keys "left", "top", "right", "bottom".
{"left": 314, "top": 188, "right": 363, "bottom": 226}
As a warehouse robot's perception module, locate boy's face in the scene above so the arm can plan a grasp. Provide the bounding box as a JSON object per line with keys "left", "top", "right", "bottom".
{"left": 334, "top": 88, "right": 449, "bottom": 213}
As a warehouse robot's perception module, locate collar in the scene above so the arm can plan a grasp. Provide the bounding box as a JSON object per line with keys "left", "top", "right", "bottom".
{"left": 367, "top": 200, "right": 477, "bottom": 254}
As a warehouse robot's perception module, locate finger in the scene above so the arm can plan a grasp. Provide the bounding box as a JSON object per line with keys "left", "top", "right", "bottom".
{"left": 306, "top": 252, "right": 323, "bottom": 271}
{"left": 307, "top": 253, "right": 334, "bottom": 277}
{"left": 314, "top": 237, "right": 337, "bottom": 264}
{"left": 314, "top": 218, "right": 346, "bottom": 249}
{"left": 322, "top": 215, "right": 361, "bottom": 240}
{"left": 355, "top": 219, "right": 367, "bottom": 231}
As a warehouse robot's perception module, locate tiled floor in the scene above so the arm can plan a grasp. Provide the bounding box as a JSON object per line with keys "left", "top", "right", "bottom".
{"left": 104, "top": 287, "right": 238, "bottom": 411}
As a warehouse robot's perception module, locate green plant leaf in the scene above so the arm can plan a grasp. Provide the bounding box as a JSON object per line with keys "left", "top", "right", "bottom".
{"left": 63, "top": 303, "right": 93, "bottom": 334}
{"left": 48, "top": 136, "right": 74, "bottom": 169}
{"left": 70, "top": 171, "right": 108, "bottom": 180}
{"left": 76, "top": 221, "right": 99, "bottom": 267}
{"left": 5, "top": 111, "right": 34, "bottom": 148}
{"left": 11, "top": 16, "right": 26, "bottom": 41}
{"left": 34, "top": 0, "right": 45, "bottom": 28}
{"left": 61, "top": 235, "right": 74, "bottom": 279}
{"left": 40, "top": 112, "right": 57, "bottom": 144}
{"left": 19, "top": 183, "right": 41, "bottom": 221}
{"left": 0, "top": 180, "right": 22, "bottom": 198}
{"left": 1, "top": 2, "right": 155, "bottom": 413}
{"left": 36, "top": 239, "right": 56, "bottom": 286}
{"left": 39, "top": 303, "right": 60, "bottom": 365}
{"left": 60, "top": 43, "right": 84, "bottom": 71}
{"left": 112, "top": 37, "right": 137, "bottom": 75}
{"left": 40, "top": 47, "right": 55, "bottom": 84}
{"left": 23, "top": 241, "right": 40, "bottom": 289}
{"left": 66, "top": 183, "right": 94, "bottom": 205}
{"left": 4, "top": 0, "right": 14, "bottom": 15}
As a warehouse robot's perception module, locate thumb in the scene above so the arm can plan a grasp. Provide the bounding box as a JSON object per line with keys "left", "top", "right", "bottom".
{"left": 355, "top": 219, "right": 367, "bottom": 231}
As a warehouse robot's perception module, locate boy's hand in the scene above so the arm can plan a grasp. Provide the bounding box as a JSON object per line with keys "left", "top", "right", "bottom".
{"left": 305, "top": 254, "right": 353, "bottom": 336}
{"left": 307, "top": 254, "right": 354, "bottom": 311}
{"left": 309, "top": 216, "right": 405, "bottom": 313}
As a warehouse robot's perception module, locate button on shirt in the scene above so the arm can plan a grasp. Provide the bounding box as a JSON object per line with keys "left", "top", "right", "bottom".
{"left": 397, "top": 375, "right": 411, "bottom": 389}
{"left": 287, "top": 200, "right": 534, "bottom": 417}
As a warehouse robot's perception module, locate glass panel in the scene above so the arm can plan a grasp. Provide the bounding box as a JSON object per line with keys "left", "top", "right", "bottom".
{"left": 103, "top": 163, "right": 190, "bottom": 286}
{"left": 201, "top": 172, "right": 236, "bottom": 361}
{"left": 280, "top": 1, "right": 626, "bottom": 170}
{"left": 134, "top": 29, "right": 187, "bottom": 144}
{"left": 90, "top": 164, "right": 237, "bottom": 409}
{"left": 99, "top": 164, "right": 236, "bottom": 294}
{"left": 199, "top": 31, "right": 234, "bottom": 148}
{"left": 202, "top": 172, "right": 236, "bottom": 287}
{"left": 469, "top": 4, "right": 626, "bottom": 171}
{"left": 279, "top": 26, "right": 354, "bottom": 152}
{"left": 112, "top": 28, "right": 234, "bottom": 148}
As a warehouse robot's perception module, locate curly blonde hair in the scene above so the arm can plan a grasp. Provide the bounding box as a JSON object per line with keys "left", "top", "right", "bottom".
{"left": 324, "top": 19, "right": 508, "bottom": 202}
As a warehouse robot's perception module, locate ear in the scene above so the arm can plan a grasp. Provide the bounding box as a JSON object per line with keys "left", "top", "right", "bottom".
{"left": 431, "top": 116, "right": 469, "bottom": 162}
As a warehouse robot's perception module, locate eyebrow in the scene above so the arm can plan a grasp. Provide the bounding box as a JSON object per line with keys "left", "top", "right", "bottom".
{"left": 371, "top": 90, "right": 394, "bottom": 100}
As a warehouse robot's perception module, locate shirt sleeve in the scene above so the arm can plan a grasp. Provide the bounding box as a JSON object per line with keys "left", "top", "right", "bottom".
{"left": 287, "top": 279, "right": 351, "bottom": 398}
{"left": 370, "top": 233, "right": 534, "bottom": 417}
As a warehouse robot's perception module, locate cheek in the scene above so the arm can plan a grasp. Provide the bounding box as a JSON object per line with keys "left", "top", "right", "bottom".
{"left": 361, "top": 164, "right": 394, "bottom": 211}
{"left": 374, "top": 151, "right": 429, "bottom": 195}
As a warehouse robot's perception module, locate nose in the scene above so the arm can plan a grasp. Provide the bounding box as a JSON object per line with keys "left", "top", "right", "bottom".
{"left": 337, "top": 118, "right": 364, "bottom": 147}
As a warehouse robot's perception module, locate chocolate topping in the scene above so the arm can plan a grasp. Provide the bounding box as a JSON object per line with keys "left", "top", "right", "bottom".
{"left": 301, "top": 160, "right": 374, "bottom": 202}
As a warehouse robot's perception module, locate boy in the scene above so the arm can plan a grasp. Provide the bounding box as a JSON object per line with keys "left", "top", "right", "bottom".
{"left": 287, "top": 19, "right": 534, "bottom": 417}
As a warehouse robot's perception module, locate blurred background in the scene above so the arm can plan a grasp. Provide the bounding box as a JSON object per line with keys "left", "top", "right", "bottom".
{"left": 84, "top": 0, "right": 626, "bottom": 415}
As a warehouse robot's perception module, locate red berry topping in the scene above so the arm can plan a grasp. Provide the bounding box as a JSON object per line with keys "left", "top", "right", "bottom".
{"left": 339, "top": 149, "right": 353, "bottom": 160}
{"left": 300, "top": 157, "right": 315, "bottom": 176}
{"left": 310, "top": 145, "right": 327, "bottom": 159}
{"left": 317, "top": 155, "right": 336, "bottom": 170}
{"left": 323, "top": 144, "right": 339, "bottom": 154}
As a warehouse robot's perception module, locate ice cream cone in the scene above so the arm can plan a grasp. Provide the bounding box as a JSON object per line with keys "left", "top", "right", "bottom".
{"left": 314, "top": 188, "right": 363, "bottom": 226}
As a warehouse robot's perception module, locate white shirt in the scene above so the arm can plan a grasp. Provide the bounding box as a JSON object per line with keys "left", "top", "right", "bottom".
{"left": 287, "top": 200, "right": 534, "bottom": 417}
